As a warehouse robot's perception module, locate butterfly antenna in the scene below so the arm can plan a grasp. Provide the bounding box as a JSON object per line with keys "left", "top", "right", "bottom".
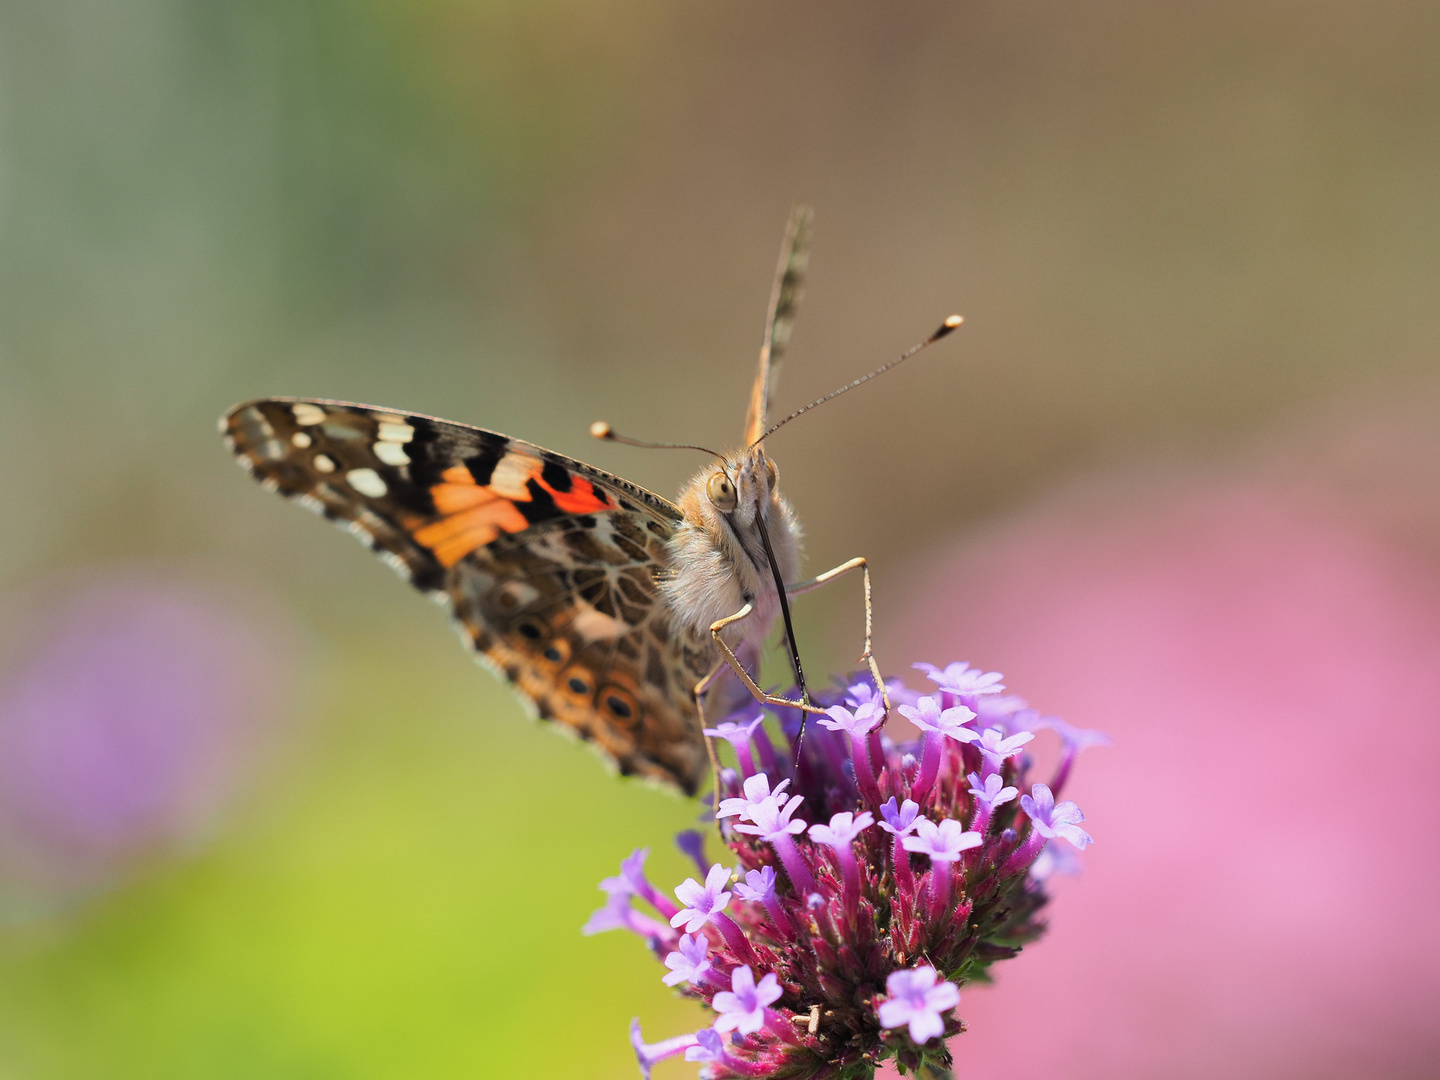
{"left": 590, "top": 421, "right": 724, "bottom": 460}
{"left": 755, "top": 314, "right": 964, "bottom": 445}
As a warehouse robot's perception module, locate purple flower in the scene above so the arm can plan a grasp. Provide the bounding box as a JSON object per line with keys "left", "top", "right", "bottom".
{"left": 897, "top": 696, "right": 978, "bottom": 739}
{"left": 582, "top": 891, "right": 672, "bottom": 941}
{"left": 817, "top": 702, "right": 883, "bottom": 738}
{"left": 1036, "top": 715, "right": 1113, "bottom": 796}
{"left": 675, "top": 829, "right": 709, "bottom": 878}
{"left": 1035, "top": 715, "right": 1113, "bottom": 754}
{"left": 734, "top": 865, "right": 778, "bottom": 904}
{"left": 914, "top": 660, "right": 1006, "bottom": 698}
{"left": 967, "top": 772, "right": 1018, "bottom": 812}
{"left": 662, "top": 933, "right": 712, "bottom": 987}
{"left": 712, "top": 965, "right": 784, "bottom": 1035}
{"left": 609, "top": 657, "right": 1096, "bottom": 1079}
{"left": 683, "top": 1027, "right": 727, "bottom": 1064}
{"left": 671, "top": 863, "right": 734, "bottom": 932}
{"left": 898, "top": 695, "right": 978, "bottom": 803}
{"left": 878, "top": 797, "right": 922, "bottom": 836}
{"left": 1020, "top": 782, "right": 1094, "bottom": 849}
{"left": 974, "top": 725, "right": 1035, "bottom": 769}
{"left": 630, "top": 1019, "right": 699, "bottom": 1079}
{"left": 704, "top": 713, "right": 767, "bottom": 776}
{"left": 877, "top": 965, "right": 962, "bottom": 1044}
{"left": 716, "top": 772, "right": 790, "bottom": 821}
{"left": 808, "top": 810, "right": 874, "bottom": 848}
{"left": 0, "top": 579, "right": 296, "bottom": 899}
{"left": 902, "top": 818, "right": 983, "bottom": 863}
{"left": 1030, "top": 840, "right": 1085, "bottom": 882}
{"left": 731, "top": 791, "right": 807, "bottom": 841}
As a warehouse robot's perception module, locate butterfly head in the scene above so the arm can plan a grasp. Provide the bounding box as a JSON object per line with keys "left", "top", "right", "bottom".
{"left": 703, "top": 447, "right": 780, "bottom": 531}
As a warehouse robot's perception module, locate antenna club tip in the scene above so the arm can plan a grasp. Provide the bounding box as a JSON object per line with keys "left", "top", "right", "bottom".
{"left": 589, "top": 421, "right": 613, "bottom": 440}
{"left": 944, "top": 314, "right": 964, "bottom": 328}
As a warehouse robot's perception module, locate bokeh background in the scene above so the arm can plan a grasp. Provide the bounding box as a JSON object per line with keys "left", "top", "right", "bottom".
{"left": 1, "top": 2, "right": 1437, "bottom": 1078}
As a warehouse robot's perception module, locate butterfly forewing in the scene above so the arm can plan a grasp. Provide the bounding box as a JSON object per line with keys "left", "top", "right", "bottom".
{"left": 223, "top": 398, "right": 712, "bottom": 793}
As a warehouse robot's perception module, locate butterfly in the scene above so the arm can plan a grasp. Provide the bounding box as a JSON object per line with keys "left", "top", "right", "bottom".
{"left": 222, "top": 209, "right": 961, "bottom": 795}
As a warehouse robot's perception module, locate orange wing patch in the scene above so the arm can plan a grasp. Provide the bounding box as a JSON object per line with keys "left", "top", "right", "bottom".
{"left": 413, "top": 455, "right": 614, "bottom": 568}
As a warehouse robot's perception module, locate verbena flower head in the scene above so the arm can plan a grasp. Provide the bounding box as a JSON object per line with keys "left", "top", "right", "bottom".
{"left": 591, "top": 659, "right": 1105, "bottom": 1079}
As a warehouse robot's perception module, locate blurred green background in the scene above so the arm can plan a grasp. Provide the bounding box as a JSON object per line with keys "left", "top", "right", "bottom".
{"left": 0, "top": 2, "right": 1436, "bottom": 1077}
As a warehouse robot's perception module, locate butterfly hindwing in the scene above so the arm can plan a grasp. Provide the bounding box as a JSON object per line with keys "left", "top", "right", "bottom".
{"left": 223, "top": 398, "right": 712, "bottom": 792}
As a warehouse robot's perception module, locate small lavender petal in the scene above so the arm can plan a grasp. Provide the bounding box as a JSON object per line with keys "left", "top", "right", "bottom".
{"left": 897, "top": 696, "right": 978, "bottom": 739}
{"left": 877, "top": 965, "right": 962, "bottom": 1045}
{"left": 670, "top": 863, "right": 734, "bottom": 932}
{"left": 713, "top": 965, "right": 784, "bottom": 1036}
{"left": 717, "top": 772, "right": 790, "bottom": 820}
{"left": 808, "top": 810, "right": 875, "bottom": 848}
{"left": 630, "top": 1019, "right": 699, "bottom": 1080}
{"left": 967, "top": 772, "right": 1019, "bottom": 811}
{"left": 734, "top": 865, "right": 778, "bottom": 904}
{"left": 902, "top": 818, "right": 983, "bottom": 862}
{"left": 878, "top": 797, "right": 922, "bottom": 836}
{"left": 974, "top": 725, "right": 1035, "bottom": 768}
{"left": 1030, "top": 839, "right": 1084, "bottom": 881}
{"left": 1020, "top": 782, "right": 1094, "bottom": 848}
{"left": 661, "top": 932, "right": 712, "bottom": 986}
{"left": 675, "top": 829, "right": 709, "bottom": 878}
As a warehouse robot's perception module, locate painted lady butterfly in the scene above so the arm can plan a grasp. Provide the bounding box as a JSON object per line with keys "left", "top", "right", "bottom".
{"left": 222, "top": 210, "right": 960, "bottom": 794}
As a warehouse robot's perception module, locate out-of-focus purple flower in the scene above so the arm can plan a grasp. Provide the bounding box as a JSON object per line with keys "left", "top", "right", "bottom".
{"left": 630, "top": 1019, "right": 699, "bottom": 1080}
{"left": 973, "top": 726, "right": 1035, "bottom": 770}
{"left": 704, "top": 713, "right": 767, "bottom": 777}
{"left": 675, "top": 829, "right": 709, "bottom": 878}
{"left": 1029, "top": 840, "right": 1084, "bottom": 882}
{"left": 712, "top": 965, "right": 784, "bottom": 1035}
{"left": 1034, "top": 716, "right": 1113, "bottom": 796}
{"left": 1020, "top": 783, "right": 1093, "bottom": 849}
{"left": 0, "top": 576, "right": 298, "bottom": 904}
{"left": 914, "top": 661, "right": 1006, "bottom": 699}
{"left": 671, "top": 863, "right": 734, "bottom": 932}
{"left": 583, "top": 891, "right": 673, "bottom": 942}
{"left": 878, "top": 965, "right": 963, "bottom": 1044}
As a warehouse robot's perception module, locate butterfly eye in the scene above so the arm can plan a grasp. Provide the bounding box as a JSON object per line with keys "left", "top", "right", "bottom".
{"left": 706, "top": 472, "right": 738, "bottom": 512}
{"left": 763, "top": 457, "right": 778, "bottom": 490}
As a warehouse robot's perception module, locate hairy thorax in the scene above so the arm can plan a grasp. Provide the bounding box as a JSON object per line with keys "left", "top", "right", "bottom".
{"left": 659, "top": 449, "right": 802, "bottom": 662}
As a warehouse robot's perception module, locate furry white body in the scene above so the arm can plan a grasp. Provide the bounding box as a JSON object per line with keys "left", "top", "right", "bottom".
{"left": 661, "top": 449, "right": 802, "bottom": 673}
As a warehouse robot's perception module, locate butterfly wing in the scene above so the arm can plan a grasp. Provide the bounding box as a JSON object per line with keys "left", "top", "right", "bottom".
{"left": 222, "top": 398, "right": 714, "bottom": 793}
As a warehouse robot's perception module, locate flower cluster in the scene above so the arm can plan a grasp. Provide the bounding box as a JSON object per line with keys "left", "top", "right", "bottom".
{"left": 588, "top": 660, "right": 1106, "bottom": 1079}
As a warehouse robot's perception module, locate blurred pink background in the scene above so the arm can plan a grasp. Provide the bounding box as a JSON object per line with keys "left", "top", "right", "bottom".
{"left": 886, "top": 395, "right": 1440, "bottom": 1078}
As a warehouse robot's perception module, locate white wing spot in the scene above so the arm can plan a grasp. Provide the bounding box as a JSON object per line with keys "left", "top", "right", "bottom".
{"left": 291, "top": 431, "right": 312, "bottom": 449}
{"left": 374, "top": 441, "right": 410, "bottom": 466}
{"left": 573, "top": 605, "right": 626, "bottom": 641}
{"left": 292, "top": 403, "right": 326, "bottom": 426}
{"left": 346, "top": 467, "right": 388, "bottom": 498}
{"left": 312, "top": 454, "right": 336, "bottom": 473}
{"left": 489, "top": 452, "right": 538, "bottom": 499}
{"left": 377, "top": 421, "right": 415, "bottom": 444}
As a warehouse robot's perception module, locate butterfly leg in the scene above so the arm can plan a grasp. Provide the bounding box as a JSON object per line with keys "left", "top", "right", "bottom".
{"left": 785, "top": 556, "right": 889, "bottom": 714}
{"left": 693, "top": 659, "right": 733, "bottom": 804}
{"left": 706, "top": 602, "right": 829, "bottom": 715}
